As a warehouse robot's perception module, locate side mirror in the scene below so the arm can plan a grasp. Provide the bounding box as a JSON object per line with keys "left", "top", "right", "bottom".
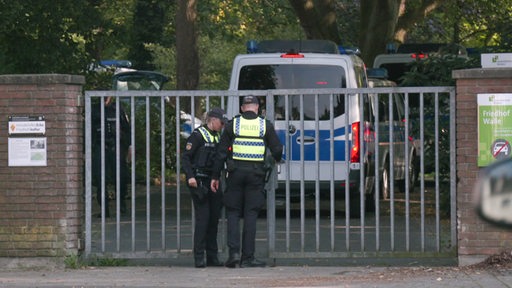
{"left": 474, "top": 158, "right": 512, "bottom": 228}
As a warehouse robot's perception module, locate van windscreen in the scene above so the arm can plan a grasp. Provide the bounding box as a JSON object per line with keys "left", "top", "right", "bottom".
{"left": 238, "top": 64, "right": 346, "bottom": 120}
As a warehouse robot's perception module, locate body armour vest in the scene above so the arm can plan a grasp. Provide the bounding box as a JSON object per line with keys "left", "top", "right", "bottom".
{"left": 232, "top": 116, "right": 266, "bottom": 161}
{"left": 195, "top": 126, "right": 219, "bottom": 172}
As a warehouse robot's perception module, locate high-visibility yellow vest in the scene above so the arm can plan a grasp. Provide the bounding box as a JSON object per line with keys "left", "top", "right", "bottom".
{"left": 198, "top": 126, "right": 219, "bottom": 143}
{"left": 232, "top": 116, "right": 266, "bottom": 161}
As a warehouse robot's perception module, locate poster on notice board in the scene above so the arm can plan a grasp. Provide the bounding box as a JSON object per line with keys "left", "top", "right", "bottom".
{"left": 478, "top": 93, "right": 512, "bottom": 166}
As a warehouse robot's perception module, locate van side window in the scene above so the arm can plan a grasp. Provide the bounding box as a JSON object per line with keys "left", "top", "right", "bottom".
{"left": 378, "top": 93, "right": 402, "bottom": 122}
{"left": 363, "top": 94, "right": 372, "bottom": 122}
{"left": 378, "top": 94, "right": 390, "bottom": 122}
{"left": 354, "top": 65, "right": 367, "bottom": 88}
{"left": 393, "top": 93, "right": 405, "bottom": 121}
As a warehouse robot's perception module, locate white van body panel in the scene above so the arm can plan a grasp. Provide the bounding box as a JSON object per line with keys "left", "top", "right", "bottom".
{"left": 227, "top": 52, "right": 367, "bottom": 183}
{"left": 373, "top": 53, "right": 415, "bottom": 68}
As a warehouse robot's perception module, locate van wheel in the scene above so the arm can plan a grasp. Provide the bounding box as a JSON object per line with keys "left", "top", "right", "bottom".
{"left": 381, "top": 164, "right": 390, "bottom": 200}
{"left": 349, "top": 179, "right": 376, "bottom": 218}
{"left": 349, "top": 191, "right": 361, "bottom": 218}
{"left": 365, "top": 190, "right": 376, "bottom": 213}
{"left": 399, "top": 155, "right": 418, "bottom": 193}
{"left": 408, "top": 162, "right": 417, "bottom": 193}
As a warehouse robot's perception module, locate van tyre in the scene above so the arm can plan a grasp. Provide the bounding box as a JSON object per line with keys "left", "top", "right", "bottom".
{"left": 398, "top": 154, "right": 418, "bottom": 193}
{"left": 349, "top": 191, "right": 361, "bottom": 218}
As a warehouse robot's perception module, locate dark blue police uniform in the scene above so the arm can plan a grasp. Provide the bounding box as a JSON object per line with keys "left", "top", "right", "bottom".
{"left": 91, "top": 98, "right": 130, "bottom": 218}
{"left": 182, "top": 121, "right": 224, "bottom": 268}
{"left": 211, "top": 96, "right": 283, "bottom": 268}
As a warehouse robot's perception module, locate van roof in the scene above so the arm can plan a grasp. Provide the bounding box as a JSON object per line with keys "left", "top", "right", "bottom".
{"left": 255, "top": 40, "right": 339, "bottom": 54}
{"left": 233, "top": 52, "right": 364, "bottom": 65}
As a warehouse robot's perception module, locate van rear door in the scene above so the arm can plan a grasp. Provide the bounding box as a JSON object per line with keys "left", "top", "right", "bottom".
{"left": 231, "top": 55, "right": 357, "bottom": 183}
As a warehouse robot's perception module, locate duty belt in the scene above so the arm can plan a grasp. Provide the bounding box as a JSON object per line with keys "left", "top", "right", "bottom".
{"left": 194, "top": 170, "right": 210, "bottom": 178}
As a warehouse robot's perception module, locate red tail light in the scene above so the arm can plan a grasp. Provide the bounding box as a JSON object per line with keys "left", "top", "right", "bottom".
{"left": 411, "top": 53, "right": 427, "bottom": 59}
{"left": 350, "top": 122, "right": 360, "bottom": 163}
{"left": 351, "top": 122, "right": 374, "bottom": 163}
{"left": 281, "top": 53, "right": 305, "bottom": 58}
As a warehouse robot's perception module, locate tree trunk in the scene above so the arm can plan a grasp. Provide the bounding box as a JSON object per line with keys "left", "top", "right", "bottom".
{"left": 360, "top": 0, "right": 442, "bottom": 67}
{"left": 288, "top": 0, "right": 341, "bottom": 43}
{"left": 176, "top": 0, "right": 199, "bottom": 91}
{"left": 359, "top": 0, "right": 400, "bottom": 65}
{"left": 128, "top": 0, "right": 167, "bottom": 70}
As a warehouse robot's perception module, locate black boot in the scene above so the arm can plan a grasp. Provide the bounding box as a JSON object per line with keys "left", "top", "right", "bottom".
{"left": 195, "top": 258, "right": 206, "bottom": 268}
{"left": 240, "top": 257, "right": 266, "bottom": 268}
{"left": 207, "top": 255, "right": 223, "bottom": 267}
{"left": 224, "top": 253, "right": 240, "bottom": 268}
{"left": 195, "top": 252, "right": 205, "bottom": 268}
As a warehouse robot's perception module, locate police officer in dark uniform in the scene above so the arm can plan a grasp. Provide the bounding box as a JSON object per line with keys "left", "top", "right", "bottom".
{"left": 182, "top": 107, "right": 227, "bottom": 268}
{"left": 91, "top": 96, "right": 131, "bottom": 218}
{"left": 211, "top": 96, "right": 283, "bottom": 268}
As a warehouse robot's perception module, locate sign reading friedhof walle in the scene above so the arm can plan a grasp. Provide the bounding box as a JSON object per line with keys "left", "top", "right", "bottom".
{"left": 478, "top": 94, "right": 512, "bottom": 166}
{"left": 7, "top": 115, "right": 47, "bottom": 167}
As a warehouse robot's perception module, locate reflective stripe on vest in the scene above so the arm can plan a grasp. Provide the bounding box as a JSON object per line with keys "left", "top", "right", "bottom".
{"left": 232, "top": 116, "right": 266, "bottom": 161}
{"left": 198, "top": 126, "right": 218, "bottom": 143}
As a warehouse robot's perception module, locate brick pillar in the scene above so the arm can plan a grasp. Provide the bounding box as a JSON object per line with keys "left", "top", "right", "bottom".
{"left": 0, "top": 75, "right": 85, "bottom": 266}
{"left": 452, "top": 68, "right": 512, "bottom": 265}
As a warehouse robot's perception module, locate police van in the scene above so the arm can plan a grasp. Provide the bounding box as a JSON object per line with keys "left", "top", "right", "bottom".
{"left": 373, "top": 43, "right": 468, "bottom": 83}
{"left": 226, "top": 40, "right": 414, "bottom": 217}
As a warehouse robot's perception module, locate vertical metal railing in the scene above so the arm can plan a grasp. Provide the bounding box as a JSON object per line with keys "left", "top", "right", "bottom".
{"left": 84, "top": 87, "right": 456, "bottom": 261}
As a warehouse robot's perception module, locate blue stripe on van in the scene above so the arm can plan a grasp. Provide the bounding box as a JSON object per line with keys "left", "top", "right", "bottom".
{"left": 276, "top": 127, "right": 349, "bottom": 161}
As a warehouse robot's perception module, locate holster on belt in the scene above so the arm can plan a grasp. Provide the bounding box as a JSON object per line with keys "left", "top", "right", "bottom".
{"left": 189, "top": 185, "right": 208, "bottom": 202}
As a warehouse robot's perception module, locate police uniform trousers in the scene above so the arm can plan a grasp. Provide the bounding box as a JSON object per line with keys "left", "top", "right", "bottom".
{"left": 224, "top": 163, "right": 266, "bottom": 261}
{"left": 190, "top": 178, "right": 223, "bottom": 260}
{"left": 92, "top": 145, "right": 129, "bottom": 214}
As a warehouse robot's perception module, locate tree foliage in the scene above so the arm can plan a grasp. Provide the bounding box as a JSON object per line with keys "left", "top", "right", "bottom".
{"left": 127, "top": 0, "right": 171, "bottom": 70}
{"left": 0, "top": 0, "right": 90, "bottom": 73}
{"left": 400, "top": 52, "right": 479, "bottom": 181}
{"left": 2, "top": 0, "right": 512, "bottom": 183}
{"left": 1, "top": 0, "right": 512, "bottom": 86}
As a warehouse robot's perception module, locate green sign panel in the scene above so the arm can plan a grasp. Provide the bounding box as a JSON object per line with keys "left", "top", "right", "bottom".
{"left": 478, "top": 93, "right": 512, "bottom": 166}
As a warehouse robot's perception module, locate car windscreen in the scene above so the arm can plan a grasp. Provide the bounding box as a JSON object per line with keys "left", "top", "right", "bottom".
{"left": 114, "top": 74, "right": 165, "bottom": 91}
{"left": 379, "top": 63, "right": 408, "bottom": 83}
{"left": 238, "top": 64, "right": 346, "bottom": 120}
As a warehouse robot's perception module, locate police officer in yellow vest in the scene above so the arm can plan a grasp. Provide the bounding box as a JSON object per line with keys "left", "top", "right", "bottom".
{"left": 182, "top": 107, "right": 227, "bottom": 268}
{"left": 211, "top": 96, "right": 283, "bottom": 268}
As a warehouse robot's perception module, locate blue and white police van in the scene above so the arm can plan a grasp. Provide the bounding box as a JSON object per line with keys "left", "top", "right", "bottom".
{"left": 226, "top": 40, "right": 415, "bottom": 217}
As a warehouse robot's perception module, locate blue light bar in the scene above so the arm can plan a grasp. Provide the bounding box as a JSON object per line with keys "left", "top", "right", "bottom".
{"left": 100, "top": 60, "right": 132, "bottom": 68}
{"left": 246, "top": 40, "right": 259, "bottom": 53}
{"left": 338, "top": 46, "right": 361, "bottom": 55}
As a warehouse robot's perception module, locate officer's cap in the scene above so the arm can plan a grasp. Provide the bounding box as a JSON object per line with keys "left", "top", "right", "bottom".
{"left": 242, "top": 95, "right": 259, "bottom": 105}
{"left": 207, "top": 107, "right": 228, "bottom": 124}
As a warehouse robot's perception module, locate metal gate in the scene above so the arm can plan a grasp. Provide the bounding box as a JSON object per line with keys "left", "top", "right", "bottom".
{"left": 84, "top": 87, "right": 456, "bottom": 262}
